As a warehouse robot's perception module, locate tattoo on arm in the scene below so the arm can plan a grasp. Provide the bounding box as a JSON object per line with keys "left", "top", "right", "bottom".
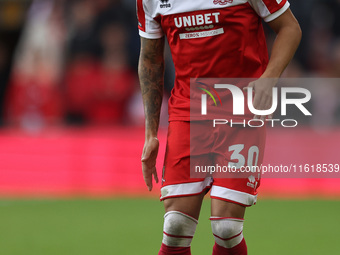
{"left": 138, "top": 37, "right": 165, "bottom": 138}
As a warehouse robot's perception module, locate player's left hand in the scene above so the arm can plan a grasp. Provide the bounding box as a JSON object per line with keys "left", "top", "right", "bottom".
{"left": 141, "top": 137, "right": 159, "bottom": 191}
{"left": 244, "top": 78, "right": 278, "bottom": 120}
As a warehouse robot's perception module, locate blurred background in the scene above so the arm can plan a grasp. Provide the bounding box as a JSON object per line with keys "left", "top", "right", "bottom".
{"left": 0, "top": 0, "right": 339, "bottom": 254}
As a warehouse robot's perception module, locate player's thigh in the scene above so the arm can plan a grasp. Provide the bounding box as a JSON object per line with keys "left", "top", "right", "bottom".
{"left": 211, "top": 198, "right": 246, "bottom": 218}
{"left": 162, "top": 121, "right": 210, "bottom": 219}
{"left": 163, "top": 192, "right": 206, "bottom": 220}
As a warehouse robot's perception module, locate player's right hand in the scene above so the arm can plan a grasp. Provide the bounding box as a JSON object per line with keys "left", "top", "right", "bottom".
{"left": 244, "top": 78, "right": 278, "bottom": 120}
{"left": 141, "top": 137, "right": 159, "bottom": 191}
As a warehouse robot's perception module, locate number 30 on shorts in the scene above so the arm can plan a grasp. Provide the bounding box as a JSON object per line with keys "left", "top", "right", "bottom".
{"left": 228, "top": 144, "right": 260, "bottom": 169}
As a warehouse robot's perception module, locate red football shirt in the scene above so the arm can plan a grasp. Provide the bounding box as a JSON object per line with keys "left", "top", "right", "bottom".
{"left": 137, "top": 0, "right": 290, "bottom": 121}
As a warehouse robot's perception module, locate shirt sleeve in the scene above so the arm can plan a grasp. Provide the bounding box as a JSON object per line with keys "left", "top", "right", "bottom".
{"left": 137, "top": 0, "right": 164, "bottom": 39}
{"left": 248, "top": 0, "right": 290, "bottom": 22}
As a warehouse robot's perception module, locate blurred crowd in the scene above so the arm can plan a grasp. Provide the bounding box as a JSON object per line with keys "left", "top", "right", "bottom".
{"left": 0, "top": 0, "right": 339, "bottom": 130}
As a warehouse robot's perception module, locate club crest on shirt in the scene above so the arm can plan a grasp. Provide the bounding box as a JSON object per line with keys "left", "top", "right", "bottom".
{"left": 213, "top": 0, "right": 233, "bottom": 5}
{"left": 160, "top": 0, "right": 171, "bottom": 8}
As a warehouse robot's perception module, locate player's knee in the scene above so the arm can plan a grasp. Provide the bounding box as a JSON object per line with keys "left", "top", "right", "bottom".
{"left": 210, "top": 217, "right": 244, "bottom": 248}
{"left": 162, "top": 211, "right": 198, "bottom": 247}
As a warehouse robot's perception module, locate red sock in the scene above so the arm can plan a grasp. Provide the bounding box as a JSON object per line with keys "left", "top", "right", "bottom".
{"left": 212, "top": 238, "right": 247, "bottom": 255}
{"left": 158, "top": 243, "right": 191, "bottom": 255}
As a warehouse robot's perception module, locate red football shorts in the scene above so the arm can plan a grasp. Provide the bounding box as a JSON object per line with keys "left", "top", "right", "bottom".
{"left": 161, "top": 121, "right": 266, "bottom": 206}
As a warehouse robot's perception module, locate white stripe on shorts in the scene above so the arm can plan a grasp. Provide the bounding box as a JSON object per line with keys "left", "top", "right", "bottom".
{"left": 160, "top": 177, "right": 213, "bottom": 200}
{"left": 210, "top": 185, "right": 257, "bottom": 206}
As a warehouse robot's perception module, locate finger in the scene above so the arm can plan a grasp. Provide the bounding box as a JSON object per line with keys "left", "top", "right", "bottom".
{"left": 259, "top": 105, "right": 268, "bottom": 121}
{"left": 243, "top": 82, "right": 255, "bottom": 92}
{"left": 144, "top": 175, "right": 152, "bottom": 191}
{"left": 153, "top": 168, "right": 159, "bottom": 183}
{"left": 253, "top": 94, "right": 266, "bottom": 120}
{"left": 261, "top": 95, "right": 273, "bottom": 120}
{"left": 144, "top": 172, "right": 153, "bottom": 191}
{"left": 260, "top": 91, "right": 269, "bottom": 108}
{"left": 252, "top": 88, "right": 264, "bottom": 109}
{"left": 142, "top": 163, "right": 153, "bottom": 191}
{"left": 257, "top": 92, "right": 271, "bottom": 113}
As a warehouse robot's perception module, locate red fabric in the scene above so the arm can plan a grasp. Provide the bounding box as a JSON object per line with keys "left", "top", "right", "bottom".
{"left": 159, "top": 4, "right": 268, "bottom": 121}
{"left": 212, "top": 239, "right": 247, "bottom": 255}
{"left": 158, "top": 243, "right": 191, "bottom": 255}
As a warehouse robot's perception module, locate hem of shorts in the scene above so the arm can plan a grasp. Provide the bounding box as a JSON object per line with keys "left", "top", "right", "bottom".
{"left": 160, "top": 186, "right": 211, "bottom": 201}
{"left": 161, "top": 179, "right": 205, "bottom": 188}
{"left": 210, "top": 196, "right": 255, "bottom": 207}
